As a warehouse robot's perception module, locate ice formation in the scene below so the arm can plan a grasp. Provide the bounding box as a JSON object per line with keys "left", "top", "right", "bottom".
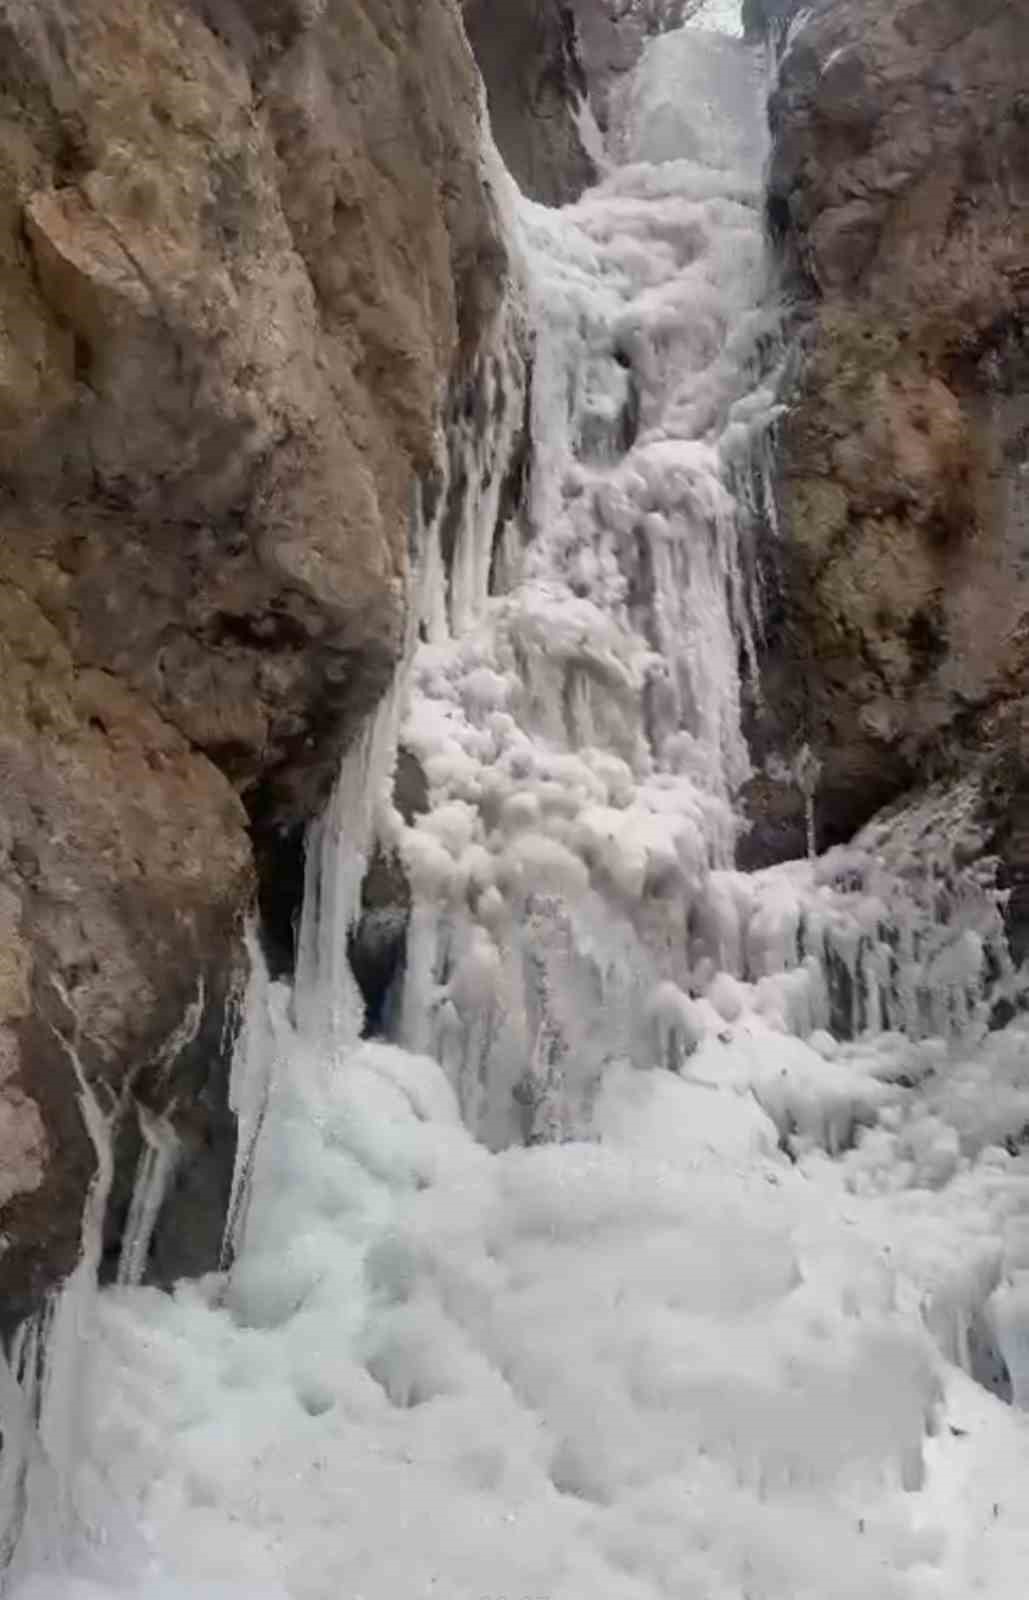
{"left": 5, "top": 4, "right": 1029, "bottom": 1599}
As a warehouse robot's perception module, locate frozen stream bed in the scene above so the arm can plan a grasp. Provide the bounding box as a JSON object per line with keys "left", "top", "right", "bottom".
{"left": 8, "top": 6, "right": 1029, "bottom": 1599}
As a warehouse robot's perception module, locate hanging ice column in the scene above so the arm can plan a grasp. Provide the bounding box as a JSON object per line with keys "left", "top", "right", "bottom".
{"left": 391, "top": 24, "right": 782, "bottom": 1147}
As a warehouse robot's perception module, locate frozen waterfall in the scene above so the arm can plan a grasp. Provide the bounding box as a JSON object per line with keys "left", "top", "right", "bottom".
{"left": 396, "top": 24, "right": 777, "bottom": 1149}
{"left": 6, "top": 7, "right": 1029, "bottom": 1600}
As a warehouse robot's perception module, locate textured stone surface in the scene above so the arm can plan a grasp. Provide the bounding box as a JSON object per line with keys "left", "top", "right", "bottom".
{"left": 744, "top": 0, "right": 1029, "bottom": 945}
{"left": 463, "top": 0, "right": 597, "bottom": 206}
{"left": 0, "top": 0, "right": 506, "bottom": 1316}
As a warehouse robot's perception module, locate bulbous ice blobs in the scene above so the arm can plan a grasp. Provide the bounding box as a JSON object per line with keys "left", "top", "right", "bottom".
{"left": 363, "top": 1229, "right": 422, "bottom": 1306}
{"left": 642, "top": 510, "right": 671, "bottom": 543}
{"left": 646, "top": 981, "right": 705, "bottom": 1073}
{"left": 555, "top": 751, "right": 619, "bottom": 809}
{"left": 532, "top": 779, "right": 583, "bottom": 823}
{"left": 403, "top": 829, "right": 458, "bottom": 902}
{"left": 422, "top": 743, "right": 482, "bottom": 800}
{"left": 582, "top": 749, "right": 636, "bottom": 808}
{"left": 453, "top": 841, "right": 495, "bottom": 907}
{"left": 575, "top": 804, "right": 655, "bottom": 902}
{"left": 754, "top": 961, "right": 826, "bottom": 1039}
{"left": 592, "top": 481, "right": 638, "bottom": 536}
{"left": 227, "top": 1239, "right": 324, "bottom": 1331}
{"left": 500, "top": 790, "right": 541, "bottom": 834}
{"left": 502, "top": 833, "right": 591, "bottom": 902}
{"left": 634, "top": 436, "right": 723, "bottom": 510}
{"left": 462, "top": 666, "right": 511, "bottom": 722}
{"left": 569, "top": 543, "right": 602, "bottom": 598}
{"left": 691, "top": 954, "right": 717, "bottom": 995}
{"left": 446, "top": 929, "right": 503, "bottom": 1016}
{"left": 421, "top": 800, "right": 479, "bottom": 859}
{"left": 708, "top": 971, "right": 746, "bottom": 1023}
{"left": 364, "top": 1303, "right": 463, "bottom": 1409}
{"left": 669, "top": 809, "right": 706, "bottom": 883}
{"left": 474, "top": 884, "right": 507, "bottom": 931}
{"left": 904, "top": 1115, "right": 961, "bottom": 1189}
{"left": 696, "top": 868, "right": 748, "bottom": 973}
{"left": 931, "top": 928, "right": 986, "bottom": 997}
{"left": 642, "top": 661, "right": 680, "bottom": 750}
{"left": 641, "top": 830, "right": 685, "bottom": 901}
{"left": 563, "top": 463, "right": 588, "bottom": 498}
{"left": 809, "top": 1029, "right": 839, "bottom": 1061}
{"left": 746, "top": 881, "right": 802, "bottom": 979}
{"left": 432, "top": 995, "right": 466, "bottom": 1083}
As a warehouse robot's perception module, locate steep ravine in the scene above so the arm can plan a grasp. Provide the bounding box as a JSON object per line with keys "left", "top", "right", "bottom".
{"left": 0, "top": 0, "right": 507, "bottom": 1322}
{"left": 2, "top": 5, "right": 1029, "bottom": 1598}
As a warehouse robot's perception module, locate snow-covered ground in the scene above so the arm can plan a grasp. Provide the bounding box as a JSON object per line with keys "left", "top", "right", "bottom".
{"left": 13, "top": 1013, "right": 1029, "bottom": 1600}
{"left": 7, "top": 8, "right": 1029, "bottom": 1600}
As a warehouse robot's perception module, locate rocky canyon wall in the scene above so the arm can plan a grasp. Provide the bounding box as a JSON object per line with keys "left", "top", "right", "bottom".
{"left": 0, "top": 0, "right": 507, "bottom": 1323}
{"left": 745, "top": 0, "right": 1029, "bottom": 960}
{"left": 462, "top": 0, "right": 598, "bottom": 206}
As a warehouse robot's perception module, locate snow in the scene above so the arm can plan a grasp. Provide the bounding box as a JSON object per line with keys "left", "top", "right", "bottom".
{"left": 14, "top": 1026, "right": 1029, "bottom": 1600}
{"left": 7, "top": 10, "right": 1029, "bottom": 1600}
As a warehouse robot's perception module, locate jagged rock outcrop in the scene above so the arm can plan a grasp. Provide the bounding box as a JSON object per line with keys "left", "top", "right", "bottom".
{"left": 0, "top": 0, "right": 506, "bottom": 1321}
{"left": 463, "top": 0, "right": 597, "bottom": 206}
{"left": 744, "top": 0, "right": 1029, "bottom": 960}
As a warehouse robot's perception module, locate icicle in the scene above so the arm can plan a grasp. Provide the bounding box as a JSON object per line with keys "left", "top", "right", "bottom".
{"left": 4, "top": 992, "right": 116, "bottom": 1583}
{"left": 293, "top": 650, "right": 411, "bottom": 1055}
{"left": 220, "top": 923, "right": 283, "bottom": 1268}
{"left": 115, "top": 1107, "right": 180, "bottom": 1289}
{"left": 0, "top": 1313, "right": 49, "bottom": 1581}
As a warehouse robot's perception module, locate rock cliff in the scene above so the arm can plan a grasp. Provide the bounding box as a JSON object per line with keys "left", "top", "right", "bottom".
{"left": 0, "top": 0, "right": 506, "bottom": 1322}
{"left": 745, "top": 0, "right": 1029, "bottom": 959}
{"left": 463, "top": 0, "right": 597, "bottom": 206}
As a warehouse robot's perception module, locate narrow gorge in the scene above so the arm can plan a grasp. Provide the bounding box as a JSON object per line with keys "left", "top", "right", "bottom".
{"left": 0, "top": 1, "right": 1026, "bottom": 1597}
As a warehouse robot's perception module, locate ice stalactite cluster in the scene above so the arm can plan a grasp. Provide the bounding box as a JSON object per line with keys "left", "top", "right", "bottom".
{"left": 4, "top": 8, "right": 1029, "bottom": 1600}
{"left": 392, "top": 28, "right": 782, "bottom": 1148}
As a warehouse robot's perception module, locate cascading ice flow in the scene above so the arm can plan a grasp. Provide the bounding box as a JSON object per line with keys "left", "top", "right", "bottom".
{"left": 5, "top": 7, "right": 1029, "bottom": 1599}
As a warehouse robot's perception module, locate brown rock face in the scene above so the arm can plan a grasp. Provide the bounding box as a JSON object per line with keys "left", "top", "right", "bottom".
{"left": 745, "top": 0, "right": 1029, "bottom": 935}
{"left": 463, "top": 0, "right": 597, "bottom": 206}
{"left": 0, "top": 0, "right": 506, "bottom": 1318}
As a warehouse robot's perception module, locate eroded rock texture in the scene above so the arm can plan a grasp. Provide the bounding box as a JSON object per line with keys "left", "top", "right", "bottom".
{"left": 746, "top": 0, "right": 1029, "bottom": 954}
{"left": 0, "top": 0, "right": 505, "bottom": 1320}
{"left": 463, "top": 0, "right": 597, "bottom": 206}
